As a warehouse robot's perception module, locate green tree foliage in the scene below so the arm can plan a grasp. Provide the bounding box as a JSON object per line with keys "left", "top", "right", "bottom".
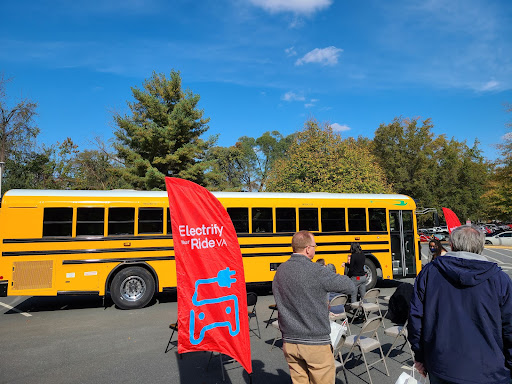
{"left": 373, "top": 117, "right": 437, "bottom": 206}
{"left": 206, "top": 131, "right": 293, "bottom": 191}
{"left": 435, "top": 137, "right": 488, "bottom": 220}
{"left": 482, "top": 103, "right": 512, "bottom": 220}
{"left": 266, "top": 119, "right": 391, "bottom": 193}
{"left": 72, "top": 138, "right": 130, "bottom": 190}
{"left": 4, "top": 138, "right": 77, "bottom": 190}
{"left": 374, "top": 117, "right": 489, "bottom": 222}
{"left": 113, "top": 71, "right": 212, "bottom": 190}
{"left": 0, "top": 75, "right": 39, "bottom": 163}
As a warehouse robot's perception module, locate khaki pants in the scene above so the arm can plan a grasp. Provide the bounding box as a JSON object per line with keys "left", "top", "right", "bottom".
{"left": 283, "top": 342, "right": 335, "bottom": 384}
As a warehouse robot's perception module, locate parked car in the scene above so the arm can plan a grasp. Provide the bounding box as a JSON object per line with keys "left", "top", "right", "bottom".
{"left": 419, "top": 232, "right": 442, "bottom": 242}
{"left": 419, "top": 233, "right": 430, "bottom": 242}
{"left": 485, "top": 231, "right": 512, "bottom": 246}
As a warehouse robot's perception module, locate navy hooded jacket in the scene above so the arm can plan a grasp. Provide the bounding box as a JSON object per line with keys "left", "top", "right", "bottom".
{"left": 408, "top": 251, "right": 512, "bottom": 384}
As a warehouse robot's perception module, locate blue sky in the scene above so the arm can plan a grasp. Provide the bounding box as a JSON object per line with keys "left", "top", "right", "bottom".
{"left": 1, "top": 0, "right": 511, "bottom": 160}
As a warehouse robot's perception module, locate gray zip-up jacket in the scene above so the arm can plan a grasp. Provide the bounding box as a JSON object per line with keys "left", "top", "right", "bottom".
{"left": 272, "top": 253, "right": 357, "bottom": 345}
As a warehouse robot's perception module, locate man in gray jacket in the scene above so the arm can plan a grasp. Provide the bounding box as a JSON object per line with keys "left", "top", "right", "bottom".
{"left": 273, "top": 230, "right": 357, "bottom": 384}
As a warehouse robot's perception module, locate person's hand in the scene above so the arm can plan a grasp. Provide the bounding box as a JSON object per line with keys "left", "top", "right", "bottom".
{"left": 414, "top": 361, "right": 427, "bottom": 377}
{"left": 341, "top": 262, "right": 346, "bottom": 267}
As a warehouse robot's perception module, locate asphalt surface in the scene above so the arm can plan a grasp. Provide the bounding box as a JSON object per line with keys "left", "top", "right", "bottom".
{"left": 1, "top": 244, "right": 512, "bottom": 384}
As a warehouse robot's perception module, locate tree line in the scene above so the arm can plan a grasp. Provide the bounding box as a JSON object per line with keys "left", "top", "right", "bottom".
{"left": 1, "top": 71, "right": 510, "bottom": 223}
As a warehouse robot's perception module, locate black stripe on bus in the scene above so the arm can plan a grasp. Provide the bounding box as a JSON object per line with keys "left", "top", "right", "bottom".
{"left": 2, "top": 241, "right": 389, "bottom": 257}
{"left": 3, "top": 231, "right": 388, "bottom": 244}
{"left": 235, "top": 231, "right": 388, "bottom": 238}
{"left": 60, "top": 250, "right": 389, "bottom": 264}
{"left": 57, "top": 291, "right": 100, "bottom": 295}
{"left": 3, "top": 235, "right": 173, "bottom": 244}
{"left": 239, "top": 240, "right": 388, "bottom": 249}
{"left": 2, "top": 247, "right": 173, "bottom": 257}
{"left": 240, "top": 249, "right": 390, "bottom": 257}
{"left": 62, "top": 256, "right": 174, "bottom": 265}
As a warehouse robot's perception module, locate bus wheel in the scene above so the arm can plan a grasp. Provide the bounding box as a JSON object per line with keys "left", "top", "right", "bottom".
{"left": 364, "top": 259, "right": 378, "bottom": 290}
{"left": 111, "top": 267, "right": 155, "bottom": 309}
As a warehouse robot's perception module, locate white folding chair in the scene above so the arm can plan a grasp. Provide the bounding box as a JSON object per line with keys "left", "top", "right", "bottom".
{"left": 384, "top": 319, "right": 413, "bottom": 360}
{"left": 329, "top": 293, "right": 351, "bottom": 335}
{"left": 343, "top": 316, "right": 390, "bottom": 384}
{"left": 350, "top": 288, "right": 385, "bottom": 328}
{"left": 333, "top": 332, "right": 348, "bottom": 383}
{"left": 382, "top": 294, "right": 391, "bottom": 320}
{"left": 270, "top": 320, "right": 282, "bottom": 350}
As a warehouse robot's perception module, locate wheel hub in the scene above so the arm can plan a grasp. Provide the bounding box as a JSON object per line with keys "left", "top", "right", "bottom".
{"left": 120, "top": 275, "right": 146, "bottom": 302}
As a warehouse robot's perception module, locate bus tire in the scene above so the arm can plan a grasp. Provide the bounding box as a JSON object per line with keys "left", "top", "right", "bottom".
{"left": 110, "top": 266, "right": 155, "bottom": 310}
{"left": 364, "top": 258, "right": 378, "bottom": 290}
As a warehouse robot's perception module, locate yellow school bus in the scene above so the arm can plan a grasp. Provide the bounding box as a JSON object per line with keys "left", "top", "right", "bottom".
{"left": 0, "top": 189, "right": 420, "bottom": 309}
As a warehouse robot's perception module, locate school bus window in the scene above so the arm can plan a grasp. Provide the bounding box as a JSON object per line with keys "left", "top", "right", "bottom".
{"left": 368, "top": 208, "right": 386, "bottom": 231}
{"left": 108, "top": 207, "right": 135, "bottom": 235}
{"left": 276, "top": 208, "right": 296, "bottom": 233}
{"left": 402, "top": 211, "right": 413, "bottom": 230}
{"left": 321, "top": 208, "right": 346, "bottom": 232}
{"left": 227, "top": 208, "right": 249, "bottom": 233}
{"left": 348, "top": 208, "right": 366, "bottom": 231}
{"left": 77, "top": 207, "right": 104, "bottom": 236}
{"left": 139, "top": 208, "right": 163, "bottom": 234}
{"left": 299, "top": 208, "right": 318, "bottom": 232}
{"left": 389, "top": 211, "right": 399, "bottom": 231}
{"left": 252, "top": 208, "right": 272, "bottom": 233}
{"left": 167, "top": 208, "right": 172, "bottom": 234}
{"left": 43, "top": 207, "right": 73, "bottom": 237}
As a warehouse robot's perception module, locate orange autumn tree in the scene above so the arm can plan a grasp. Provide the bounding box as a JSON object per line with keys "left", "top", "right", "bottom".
{"left": 266, "top": 119, "right": 392, "bottom": 193}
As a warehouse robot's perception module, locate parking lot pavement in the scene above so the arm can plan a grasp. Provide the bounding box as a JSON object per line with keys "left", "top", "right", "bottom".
{"left": 2, "top": 244, "right": 511, "bottom": 384}
{"left": 0, "top": 279, "right": 418, "bottom": 384}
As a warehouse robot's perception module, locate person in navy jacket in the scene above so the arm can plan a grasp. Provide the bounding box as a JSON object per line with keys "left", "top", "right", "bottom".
{"left": 408, "top": 224, "right": 512, "bottom": 384}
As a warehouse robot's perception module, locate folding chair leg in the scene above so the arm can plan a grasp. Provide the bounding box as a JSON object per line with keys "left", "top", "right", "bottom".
{"left": 165, "top": 338, "right": 172, "bottom": 353}
{"left": 270, "top": 334, "right": 280, "bottom": 350}
{"left": 385, "top": 336, "right": 400, "bottom": 359}
{"left": 219, "top": 353, "right": 225, "bottom": 381}
{"left": 350, "top": 306, "right": 362, "bottom": 325}
{"left": 378, "top": 344, "right": 390, "bottom": 376}
{"left": 266, "top": 308, "right": 276, "bottom": 328}
{"left": 206, "top": 352, "right": 226, "bottom": 381}
{"left": 255, "top": 314, "right": 261, "bottom": 339}
{"left": 165, "top": 328, "right": 177, "bottom": 354}
{"left": 343, "top": 343, "right": 358, "bottom": 365}
{"left": 407, "top": 340, "right": 413, "bottom": 357}
{"left": 360, "top": 348, "right": 374, "bottom": 384}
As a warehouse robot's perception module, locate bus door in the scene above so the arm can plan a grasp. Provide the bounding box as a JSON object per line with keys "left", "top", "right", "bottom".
{"left": 389, "top": 210, "right": 416, "bottom": 278}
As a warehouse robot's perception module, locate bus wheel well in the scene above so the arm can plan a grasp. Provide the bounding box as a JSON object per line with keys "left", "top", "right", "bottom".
{"left": 106, "top": 262, "right": 159, "bottom": 297}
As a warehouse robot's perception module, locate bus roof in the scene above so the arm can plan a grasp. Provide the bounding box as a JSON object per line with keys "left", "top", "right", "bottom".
{"left": 3, "top": 189, "right": 412, "bottom": 201}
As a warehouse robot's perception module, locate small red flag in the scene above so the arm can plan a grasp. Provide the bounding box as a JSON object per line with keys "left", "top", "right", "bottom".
{"left": 165, "top": 177, "right": 252, "bottom": 374}
{"left": 442, "top": 207, "right": 461, "bottom": 234}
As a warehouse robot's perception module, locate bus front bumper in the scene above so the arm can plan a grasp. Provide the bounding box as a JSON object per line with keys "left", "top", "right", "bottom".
{"left": 0, "top": 280, "right": 7, "bottom": 297}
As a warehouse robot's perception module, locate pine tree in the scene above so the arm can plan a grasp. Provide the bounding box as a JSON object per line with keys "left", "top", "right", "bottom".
{"left": 113, "top": 71, "right": 212, "bottom": 190}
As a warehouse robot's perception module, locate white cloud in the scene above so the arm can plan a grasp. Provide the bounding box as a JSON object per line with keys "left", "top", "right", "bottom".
{"left": 285, "top": 46, "right": 297, "bottom": 56}
{"left": 248, "top": 0, "right": 332, "bottom": 15}
{"left": 304, "top": 98, "right": 318, "bottom": 108}
{"left": 289, "top": 16, "right": 305, "bottom": 29}
{"left": 503, "top": 132, "right": 512, "bottom": 141}
{"left": 331, "top": 123, "right": 351, "bottom": 132}
{"left": 478, "top": 80, "right": 500, "bottom": 91}
{"left": 282, "top": 91, "right": 305, "bottom": 101}
{"left": 295, "top": 46, "right": 343, "bottom": 66}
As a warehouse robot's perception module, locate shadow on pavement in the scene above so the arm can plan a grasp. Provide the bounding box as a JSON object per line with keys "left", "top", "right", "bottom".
{"left": 176, "top": 351, "right": 289, "bottom": 384}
